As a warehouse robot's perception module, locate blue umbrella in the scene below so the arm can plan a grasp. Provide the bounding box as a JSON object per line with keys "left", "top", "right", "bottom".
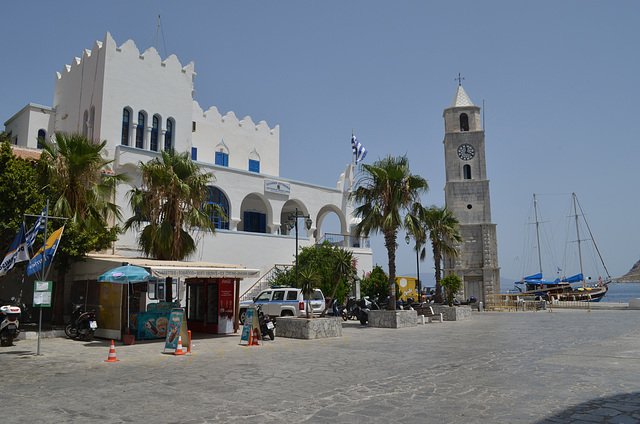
{"left": 98, "top": 265, "right": 151, "bottom": 331}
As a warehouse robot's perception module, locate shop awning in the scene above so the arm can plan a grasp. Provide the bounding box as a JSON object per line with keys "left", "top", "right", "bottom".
{"left": 72, "top": 254, "right": 260, "bottom": 281}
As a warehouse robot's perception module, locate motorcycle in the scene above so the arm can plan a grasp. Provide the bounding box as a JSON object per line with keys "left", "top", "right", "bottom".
{"left": 357, "top": 296, "right": 380, "bottom": 325}
{"left": 343, "top": 297, "right": 360, "bottom": 321}
{"left": 65, "top": 298, "right": 98, "bottom": 341}
{"left": 256, "top": 304, "right": 275, "bottom": 340}
{"left": 0, "top": 298, "right": 21, "bottom": 346}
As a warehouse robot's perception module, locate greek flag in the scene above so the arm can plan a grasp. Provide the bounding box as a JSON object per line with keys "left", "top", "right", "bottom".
{"left": 0, "top": 224, "right": 30, "bottom": 277}
{"left": 351, "top": 134, "right": 367, "bottom": 164}
{"left": 25, "top": 207, "right": 46, "bottom": 249}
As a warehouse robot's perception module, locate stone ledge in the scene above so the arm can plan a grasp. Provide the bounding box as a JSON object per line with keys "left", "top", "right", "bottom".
{"left": 276, "top": 316, "right": 342, "bottom": 339}
{"left": 368, "top": 310, "right": 417, "bottom": 328}
{"left": 431, "top": 305, "right": 472, "bottom": 321}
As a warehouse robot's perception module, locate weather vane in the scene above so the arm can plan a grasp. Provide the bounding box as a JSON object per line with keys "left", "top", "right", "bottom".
{"left": 455, "top": 73, "right": 465, "bottom": 86}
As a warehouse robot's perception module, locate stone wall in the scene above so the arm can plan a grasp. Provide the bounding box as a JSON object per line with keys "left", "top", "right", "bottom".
{"left": 368, "top": 310, "right": 417, "bottom": 328}
{"left": 276, "top": 316, "right": 342, "bottom": 339}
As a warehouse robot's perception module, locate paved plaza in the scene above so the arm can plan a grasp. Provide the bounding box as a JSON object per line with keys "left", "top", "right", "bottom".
{"left": 2, "top": 308, "right": 640, "bottom": 423}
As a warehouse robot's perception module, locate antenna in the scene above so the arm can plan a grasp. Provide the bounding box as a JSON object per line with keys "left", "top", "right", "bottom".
{"left": 156, "top": 14, "right": 160, "bottom": 50}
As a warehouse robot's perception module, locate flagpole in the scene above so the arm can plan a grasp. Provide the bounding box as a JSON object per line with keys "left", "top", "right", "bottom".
{"left": 37, "top": 199, "right": 49, "bottom": 356}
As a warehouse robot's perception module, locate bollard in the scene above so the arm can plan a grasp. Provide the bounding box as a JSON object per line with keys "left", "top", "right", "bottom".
{"left": 187, "top": 330, "right": 192, "bottom": 353}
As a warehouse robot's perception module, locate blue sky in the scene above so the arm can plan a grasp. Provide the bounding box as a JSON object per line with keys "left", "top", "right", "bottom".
{"left": 2, "top": 1, "right": 639, "bottom": 286}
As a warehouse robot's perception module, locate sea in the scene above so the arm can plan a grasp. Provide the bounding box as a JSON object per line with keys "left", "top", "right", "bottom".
{"left": 598, "top": 282, "right": 640, "bottom": 304}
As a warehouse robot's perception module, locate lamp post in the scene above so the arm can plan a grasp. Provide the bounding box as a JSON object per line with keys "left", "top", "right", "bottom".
{"left": 287, "top": 208, "right": 312, "bottom": 286}
{"left": 406, "top": 233, "right": 421, "bottom": 302}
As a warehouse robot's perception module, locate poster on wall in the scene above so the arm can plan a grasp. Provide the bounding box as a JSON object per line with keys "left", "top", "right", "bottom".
{"left": 218, "top": 278, "right": 235, "bottom": 334}
{"left": 164, "top": 308, "right": 188, "bottom": 350}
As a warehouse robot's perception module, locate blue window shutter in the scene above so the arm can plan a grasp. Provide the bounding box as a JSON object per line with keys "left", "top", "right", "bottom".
{"left": 215, "top": 152, "right": 229, "bottom": 166}
{"left": 191, "top": 147, "right": 198, "bottom": 161}
{"left": 259, "top": 213, "right": 266, "bottom": 233}
{"left": 249, "top": 159, "right": 260, "bottom": 173}
{"left": 243, "top": 211, "right": 250, "bottom": 232}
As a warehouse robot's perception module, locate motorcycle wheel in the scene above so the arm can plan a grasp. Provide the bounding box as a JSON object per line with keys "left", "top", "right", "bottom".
{"left": 84, "top": 331, "right": 94, "bottom": 342}
{"left": 0, "top": 330, "right": 13, "bottom": 347}
{"left": 65, "top": 324, "right": 78, "bottom": 339}
{"left": 359, "top": 315, "right": 368, "bottom": 325}
{"left": 341, "top": 311, "right": 347, "bottom": 321}
{"left": 267, "top": 328, "right": 275, "bottom": 340}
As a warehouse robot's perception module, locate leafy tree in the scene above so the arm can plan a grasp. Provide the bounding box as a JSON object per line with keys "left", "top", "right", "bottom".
{"left": 267, "top": 242, "right": 355, "bottom": 306}
{"left": 441, "top": 274, "right": 463, "bottom": 307}
{"left": 124, "top": 149, "right": 225, "bottom": 301}
{"left": 0, "top": 137, "right": 45, "bottom": 254}
{"left": 351, "top": 155, "right": 428, "bottom": 310}
{"left": 360, "top": 265, "right": 390, "bottom": 303}
{"left": 320, "top": 247, "right": 355, "bottom": 317}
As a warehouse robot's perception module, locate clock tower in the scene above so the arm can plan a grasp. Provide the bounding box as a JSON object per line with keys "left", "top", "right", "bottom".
{"left": 442, "top": 84, "right": 500, "bottom": 304}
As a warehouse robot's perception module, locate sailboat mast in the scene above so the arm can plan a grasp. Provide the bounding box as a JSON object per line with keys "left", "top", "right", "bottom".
{"left": 572, "top": 192, "right": 585, "bottom": 285}
{"left": 533, "top": 194, "right": 543, "bottom": 274}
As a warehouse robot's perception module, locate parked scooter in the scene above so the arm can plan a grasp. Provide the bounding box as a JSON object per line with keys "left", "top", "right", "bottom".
{"left": 343, "top": 297, "right": 360, "bottom": 321}
{"left": 65, "top": 298, "right": 97, "bottom": 341}
{"left": 357, "top": 296, "right": 380, "bottom": 325}
{"left": 256, "top": 304, "right": 275, "bottom": 340}
{"left": 0, "top": 298, "right": 21, "bottom": 346}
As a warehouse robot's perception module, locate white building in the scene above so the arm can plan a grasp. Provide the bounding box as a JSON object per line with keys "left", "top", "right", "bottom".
{"left": 3, "top": 33, "right": 372, "bottom": 307}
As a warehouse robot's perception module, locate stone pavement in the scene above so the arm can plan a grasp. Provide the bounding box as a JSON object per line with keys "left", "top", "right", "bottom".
{"left": 2, "top": 308, "right": 640, "bottom": 423}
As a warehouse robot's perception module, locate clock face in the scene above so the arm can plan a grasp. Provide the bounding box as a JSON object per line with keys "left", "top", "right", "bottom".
{"left": 457, "top": 144, "right": 475, "bottom": 160}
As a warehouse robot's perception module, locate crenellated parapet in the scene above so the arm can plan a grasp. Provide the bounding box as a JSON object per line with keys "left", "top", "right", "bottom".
{"left": 192, "top": 101, "right": 279, "bottom": 137}
{"left": 55, "top": 32, "right": 195, "bottom": 84}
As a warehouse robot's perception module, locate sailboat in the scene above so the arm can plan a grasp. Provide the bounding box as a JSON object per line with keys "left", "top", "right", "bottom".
{"left": 513, "top": 193, "right": 611, "bottom": 302}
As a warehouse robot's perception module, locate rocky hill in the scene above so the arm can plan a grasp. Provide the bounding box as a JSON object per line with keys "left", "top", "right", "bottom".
{"left": 616, "top": 260, "right": 640, "bottom": 283}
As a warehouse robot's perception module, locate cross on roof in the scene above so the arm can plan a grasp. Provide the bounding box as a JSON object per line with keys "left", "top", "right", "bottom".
{"left": 455, "top": 73, "right": 465, "bottom": 86}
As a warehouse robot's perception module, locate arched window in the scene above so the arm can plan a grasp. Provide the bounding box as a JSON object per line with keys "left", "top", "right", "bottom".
{"left": 215, "top": 140, "right": 229, "bottom": 166}
{"left": 37, "top": 129, "right": 46, "bottom": 149}
{"left": 82, "top": 110, "right": 89, "bottom": 137}
{"left": 463, "top": 164, "right": 472, "bottom": 180}
{"left": 460, "top": 113, "right": 469, "bottom": 132}
{"left": 121, "top": 108, "right": 130, "bottom": 146}
{"left": 150, "top": 115, "right": 160, "bottom": 152}
{"left": 136, "top": 112, "right": 145, "bottom": 149}
{"left": 164, "top": 118, "right": 174, "bottom": 151}
{"left": 248, "top": 148, "right": 260, "bottom": 173}
{"left": 205, "top": 187, "right": 229, "bottom": 230}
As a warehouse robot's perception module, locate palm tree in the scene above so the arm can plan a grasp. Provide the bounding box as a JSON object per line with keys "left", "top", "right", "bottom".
{"left": 352, "top": 155, "right": 428, "bottom": 310}
{"left": 423, "top": 205, "right": 462, "bottom": 304}
{"left": 320, "top": 247, "right": 355, "bottom": 317}
{"left": 298, "top": 268, "right": 320, "bottom": 318}
{"left": 40, "top": 132, "right": 127, "bottom": 322}
{"left": 40, "top": 132, "right": 126, "bottom": 229}
{"left": 124, "top": 149, "right": 225, "bottom": 301}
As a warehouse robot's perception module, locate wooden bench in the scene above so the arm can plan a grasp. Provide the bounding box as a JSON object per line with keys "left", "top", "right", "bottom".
{"left": 416, "top": 306, "right": 443, "bottom": 323}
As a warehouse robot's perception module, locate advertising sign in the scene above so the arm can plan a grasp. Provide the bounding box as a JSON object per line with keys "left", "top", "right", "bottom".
{"left": 218, "top": 278, "right": 235, "bottom": 334}
{"left": 240, "top": 307, "right": 259, "bottom": 344}
{"left": 164, "top": 308, "right": 188, "bottom": 350}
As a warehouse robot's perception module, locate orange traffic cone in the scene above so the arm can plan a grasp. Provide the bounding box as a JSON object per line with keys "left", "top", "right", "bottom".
{"left": 249, "top": 328, "right": 260, "bottom": 346}
{"left": 174, "top": 334, "right": 186, "bottom": 356}
{"left": 105, "top": 340, "right": 119, "bottom": 362}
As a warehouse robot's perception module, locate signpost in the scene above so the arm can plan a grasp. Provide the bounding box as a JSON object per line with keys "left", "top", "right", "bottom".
{"left": 33, "top": 280, "right": 52, "bottom": 355}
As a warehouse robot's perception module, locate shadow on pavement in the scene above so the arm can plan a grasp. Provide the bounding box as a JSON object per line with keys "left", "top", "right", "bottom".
{"left": 535, "top": 391, "right": 640, "bottom": 423}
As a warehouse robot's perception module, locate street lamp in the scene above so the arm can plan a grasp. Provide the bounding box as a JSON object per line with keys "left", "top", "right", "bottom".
{"left": 406, "top": 233, "right": 421, "bottom": 302}
{"left": 287, "top": 208, "right": 312, "bottom": 286}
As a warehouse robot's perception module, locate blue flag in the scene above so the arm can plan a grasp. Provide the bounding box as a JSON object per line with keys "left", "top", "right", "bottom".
{"left": 351, "top": 134, "right": 367, "bottom": 164}
{"left": 27, "top": 226, "right": 64, "bottom": 276}
{"left": 0, "top": 224, "right": 30, "bottom": 277}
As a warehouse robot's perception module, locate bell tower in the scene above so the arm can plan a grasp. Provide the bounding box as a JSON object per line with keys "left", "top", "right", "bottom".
{"left": 442, "top": 83, "right": 500, "bottom": 303}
